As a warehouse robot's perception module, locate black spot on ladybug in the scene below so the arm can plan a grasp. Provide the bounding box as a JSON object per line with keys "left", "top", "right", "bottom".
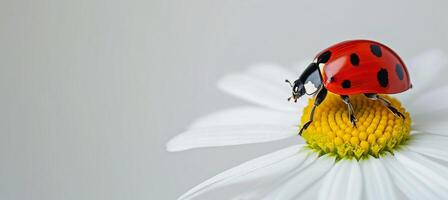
{"left": 370, "top": 44, "right": 382, "bottom": 57}
{"left": 395, "top": 63, "right": 404, "bottom": 80}
{"left": 350, "top": 53, "right": 360, "bottom": 66}
{"left": 377, "top": 68, "right": 389, "bottom": 88}
{"left": 342, "top": 80, "right": 351, "bottom": 88}
{"left": 317, "top": 51, "right": 331, "bottom": 63}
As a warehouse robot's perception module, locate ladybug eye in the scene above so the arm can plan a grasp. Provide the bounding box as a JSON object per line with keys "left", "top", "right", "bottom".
{"left": 293, "top": 85, "right": 299, "bottom": 93}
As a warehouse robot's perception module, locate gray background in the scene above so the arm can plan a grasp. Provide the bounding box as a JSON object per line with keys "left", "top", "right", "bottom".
{"left": 1, "top": 0, "right": 448, "bottom": 199}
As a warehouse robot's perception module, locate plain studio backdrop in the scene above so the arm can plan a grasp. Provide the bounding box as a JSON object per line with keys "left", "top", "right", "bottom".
{"left": 1, "top": 0, "right": 448, "bottom": 199}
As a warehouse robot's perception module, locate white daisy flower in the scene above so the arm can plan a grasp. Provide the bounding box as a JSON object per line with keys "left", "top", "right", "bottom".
{"left": 167, "top": 50, "right": 448, "bottom": 200}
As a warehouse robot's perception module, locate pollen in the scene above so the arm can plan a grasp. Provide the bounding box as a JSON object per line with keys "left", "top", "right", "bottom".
{"left": 301, "top": 93, "right": 411, "bottom": 160}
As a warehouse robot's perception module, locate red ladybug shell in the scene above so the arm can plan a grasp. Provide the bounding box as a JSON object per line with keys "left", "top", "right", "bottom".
{"left": 315, "top": 40, "right": 411, "bottom": 95}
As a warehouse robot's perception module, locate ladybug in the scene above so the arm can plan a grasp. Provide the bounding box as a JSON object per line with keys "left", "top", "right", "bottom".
{"left": 286, "top": 40, "right": 411, "bottom": 135}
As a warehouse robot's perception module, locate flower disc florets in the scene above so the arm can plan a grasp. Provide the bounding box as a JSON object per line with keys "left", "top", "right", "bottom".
{"left": 301, "top": 93, "right": 411, "bottom": 159}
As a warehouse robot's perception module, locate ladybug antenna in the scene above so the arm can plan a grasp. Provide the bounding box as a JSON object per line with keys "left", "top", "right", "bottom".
{"left": 285, "top": 79, "right": 293, "bottom": 88}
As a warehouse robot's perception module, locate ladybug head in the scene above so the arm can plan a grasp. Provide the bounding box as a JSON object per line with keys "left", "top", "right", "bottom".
{"left": 286, "top": 63, "right": 323, "bottom": 102}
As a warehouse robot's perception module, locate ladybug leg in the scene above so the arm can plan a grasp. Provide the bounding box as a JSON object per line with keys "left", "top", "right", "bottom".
{"left": 364, "top": 93, "right": 405, "bottom": 119}
{"left": 340, "top": 95, "right": 357, "bottom": 127}
{"left": 298, "top": 87, "right": 327, "bottom": 135}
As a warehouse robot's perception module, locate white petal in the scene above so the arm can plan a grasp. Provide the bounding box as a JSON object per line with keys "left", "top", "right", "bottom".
{"left": 246, "top": 64, "right": 296, "bottom": 85}
{"left": 268, "top": 155, "right": 334, "bottom": 200}
{"left": 218, "top": 64, "right": 306, "bottom": 112}
{"left": 189, "top": 106, "right": 300, "bottom": 129}
{"left": 237, "top": 153, "right": 320, "bottom": 200}
{"left": 318, "top": 159, "right": 362, "bottom": 200}
{"left": 229, "top": 154, "right": 320, "bottom": 200}
{"left": 383, "top": 155, "right": 440, "bottom": 200}
{"left": 407, "top": 133, "right": 448, "bottom": 162}
{"left": 412, "top": 111, "right": 448, "bottom": 135}
{"left": 407, "top": 50, "right": 447, "bottom": 89}
{"left": 177, "top": 145, "right": 306, "bottom": 200}
{"left": 399, "top": 50, "right": 447, "bottom": 103}
{"left": 360, "top": 157, "right": 398, "bottom": 200}
{"left": 394, "top": 150, "right": 448, "bottom": 199}
{"left": 167, "top": 107, "right": 301, "bottom": 152}
{"left": 293, "top": 177, "right": 326, "bottom": 200}
{"left": 407, "top": 85, "right": 448, "bottom": 136}
{"left": 167, "top": 125, "right": 299, "bottom": 151}
{"left": 318, "top": 161, "right": 343, "bottom": 200}
{"left": 407, "top": 86, "right": 448, "bottom": 114}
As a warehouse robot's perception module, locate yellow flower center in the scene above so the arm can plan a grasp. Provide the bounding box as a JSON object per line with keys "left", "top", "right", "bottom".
{"left": 301, "top": 93, "right": 411, "bottom": 160}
